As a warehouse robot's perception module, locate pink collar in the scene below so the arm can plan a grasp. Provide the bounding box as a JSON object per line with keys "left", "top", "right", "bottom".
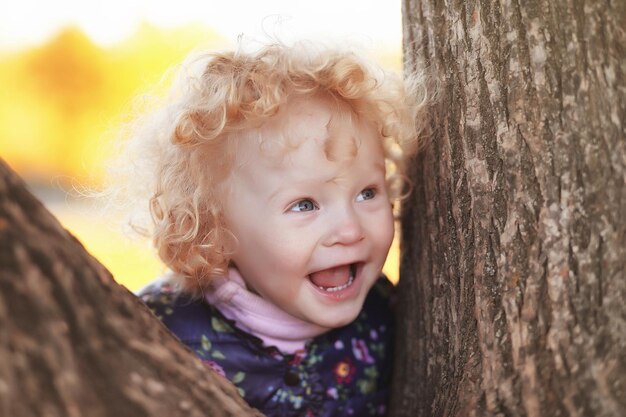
{"left": 204, "top": 268, "right": 330, "bottom": 354}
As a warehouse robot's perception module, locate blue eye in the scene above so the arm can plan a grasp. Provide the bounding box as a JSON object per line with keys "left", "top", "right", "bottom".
{"left": 289, "top": 199, "right": 318, "bottom": 212}
{"left": 356, "top": 188, "right": 376, "bottom": 202}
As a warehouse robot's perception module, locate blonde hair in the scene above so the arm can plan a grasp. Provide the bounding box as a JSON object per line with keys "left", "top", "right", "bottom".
{"left": 112, "top": 41, "right": 428, "bottom": 295}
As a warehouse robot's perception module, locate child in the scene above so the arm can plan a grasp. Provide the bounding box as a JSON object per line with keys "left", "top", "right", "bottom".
{"left": 127, "top": 41, "right": 425, "bottom": 416}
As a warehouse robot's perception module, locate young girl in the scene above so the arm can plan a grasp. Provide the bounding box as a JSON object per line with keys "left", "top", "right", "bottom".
{"left": 127, "top": 41, "right": 425, "bottom": 416}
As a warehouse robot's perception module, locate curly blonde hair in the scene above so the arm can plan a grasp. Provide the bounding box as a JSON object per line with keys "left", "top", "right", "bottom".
{"left": 113, "top": 41, "right": 428, "bottom": 295}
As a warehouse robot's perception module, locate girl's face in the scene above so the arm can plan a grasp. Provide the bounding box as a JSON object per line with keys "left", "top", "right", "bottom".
{"left": 223, "top": 97, "right": 394, "bottom": 329}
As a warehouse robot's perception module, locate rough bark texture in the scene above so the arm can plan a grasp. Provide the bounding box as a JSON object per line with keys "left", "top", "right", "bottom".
{"left": 0, "top": 159, "right": 263, "bottom": 417}
{"left": 393, "top": 1, "right": 625, "bottom": 416}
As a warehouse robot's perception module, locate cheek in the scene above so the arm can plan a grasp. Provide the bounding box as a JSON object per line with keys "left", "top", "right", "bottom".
{"left": 242, "top": 233, "right": 312, "bottom": 271}
{"left": 374, "top": 212, "right": 395, "bottom": 256}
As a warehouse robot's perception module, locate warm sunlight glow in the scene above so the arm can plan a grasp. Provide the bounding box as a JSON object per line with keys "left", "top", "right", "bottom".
{"left": 0, "top": 24, "right": 226, "bottom": 185}
{"left": 1, "top": 5, "right": 403, "bottom": 289}
{"left": 1, "top": 1, "right": 401, "bottom": 49}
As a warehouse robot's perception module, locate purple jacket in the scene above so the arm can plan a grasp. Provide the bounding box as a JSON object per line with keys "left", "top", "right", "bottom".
{"left": 138, "top": 277, "right": 395, "bottom": 417}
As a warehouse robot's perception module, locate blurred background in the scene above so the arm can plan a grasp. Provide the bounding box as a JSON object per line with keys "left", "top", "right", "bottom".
{"left": 0, "top": 0, "right": 403, "bottom": 291}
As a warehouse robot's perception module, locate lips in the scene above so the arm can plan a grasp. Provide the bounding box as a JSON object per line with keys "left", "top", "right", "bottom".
{"left": 309, "top": 263, "right": 358, "bottom": 292}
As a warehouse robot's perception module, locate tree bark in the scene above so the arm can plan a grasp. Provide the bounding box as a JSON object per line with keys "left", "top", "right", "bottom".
{"left": 393, "top": 1, "right": 625, "bottom": 416}
{"left": 0, "top": 159, "right": 262, "bottom": 416}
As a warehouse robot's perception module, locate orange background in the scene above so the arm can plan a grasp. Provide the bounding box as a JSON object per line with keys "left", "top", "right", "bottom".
{"left": 0, "top": 25, "right": 401, "bottom": 291}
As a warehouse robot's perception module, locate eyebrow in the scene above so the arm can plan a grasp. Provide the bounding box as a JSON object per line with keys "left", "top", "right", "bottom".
{"left": 267, "top": 179, "right": 315, "bottom": 202}
{"left": 324, "top": 161, "right": 385, "bottom": 184}
{"left": 268, "top": 160, "right": 386, "bottom": 201}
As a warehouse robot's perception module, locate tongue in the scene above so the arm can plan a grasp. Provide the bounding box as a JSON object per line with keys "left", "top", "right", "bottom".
{"left": 309, "top": 265, "right": 351, "bottom": 288}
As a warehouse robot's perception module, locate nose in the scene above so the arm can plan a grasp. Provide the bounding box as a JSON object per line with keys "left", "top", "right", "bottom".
{"left": 324, "top": 207, "right": 365, "bottom": 246}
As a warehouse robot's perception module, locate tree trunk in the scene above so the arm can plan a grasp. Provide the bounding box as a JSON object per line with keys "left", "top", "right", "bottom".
{"left": 393, "top": 1, "right": 625, "bottom": 416}
{"left": 0, "top": 159, "right": 262, "bottom": 416}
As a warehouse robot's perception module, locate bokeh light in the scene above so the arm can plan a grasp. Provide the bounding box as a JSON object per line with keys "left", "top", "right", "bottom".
{"left": 1, "top": 2, "right": 403, "bottom": 290}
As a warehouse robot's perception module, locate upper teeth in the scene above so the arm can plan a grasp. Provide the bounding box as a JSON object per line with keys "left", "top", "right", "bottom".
{"left": 318, "top": 265, "right": 356, "bottom": 292}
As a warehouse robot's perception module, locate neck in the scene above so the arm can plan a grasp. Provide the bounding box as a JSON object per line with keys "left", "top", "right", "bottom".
{"left": 204, "top": 268, "right": 330, "bottom": 354}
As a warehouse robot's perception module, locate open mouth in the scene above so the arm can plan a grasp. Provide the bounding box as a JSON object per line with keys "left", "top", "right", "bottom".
{"left": 309, "top": 263, "right": 358, "bottom": 292}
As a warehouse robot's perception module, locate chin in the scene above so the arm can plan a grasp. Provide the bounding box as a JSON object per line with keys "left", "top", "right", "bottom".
{"left": 314, "top": 308, "right": 361, "bottom": 329}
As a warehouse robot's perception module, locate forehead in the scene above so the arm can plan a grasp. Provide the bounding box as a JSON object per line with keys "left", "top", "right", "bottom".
{"left": 236, "top": 95, "right": 375, "bottom": 166}
{"left": 226, "top": 96, "right": 385, "bottom": 200}
{"left": 279, "top": 96, "right": 333, "bottom": 136}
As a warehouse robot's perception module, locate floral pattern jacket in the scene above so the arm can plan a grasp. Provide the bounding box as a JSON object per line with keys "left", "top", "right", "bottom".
{"left": 138, "top": 277, "right": 395, "bottom": 417}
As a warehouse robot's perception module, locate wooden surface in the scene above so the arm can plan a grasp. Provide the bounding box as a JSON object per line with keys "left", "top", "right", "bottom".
{"left": 0, "top": 158, "right": 263, "bottom": 417}
{"left": 393, "top": 1, "right": 625, "bottom": 416}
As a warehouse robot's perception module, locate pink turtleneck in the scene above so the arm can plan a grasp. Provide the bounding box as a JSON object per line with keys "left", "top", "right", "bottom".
{"left": 204, "top": 268, "right": 330, "bottom": 354}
